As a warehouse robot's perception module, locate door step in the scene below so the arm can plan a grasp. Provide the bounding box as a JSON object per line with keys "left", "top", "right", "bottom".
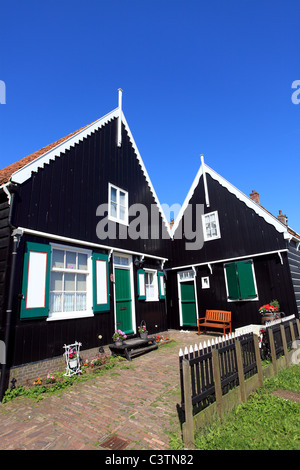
{"left": 109, "top": 337, "right": 158, "bottom": 361}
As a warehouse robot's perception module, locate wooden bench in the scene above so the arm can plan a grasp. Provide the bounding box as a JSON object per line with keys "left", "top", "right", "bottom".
{"left": 198, "top": 310, "right": 232, "bottom": 335}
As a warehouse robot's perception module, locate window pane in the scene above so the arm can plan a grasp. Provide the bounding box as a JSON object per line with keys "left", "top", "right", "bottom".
{"left": 52, "top": 249, "right": 64, "bottom": 268}
{"left": 146, "top": 273, "right": 154, "bottom": 285}
{"left": 146, "top": 285, "right": 155, "bottom": 299}
{"left": 64, "top": 273, "right": 75, "bottom": 291}
{"left": 64, "top": 293, "right": 75, "bottom": 311}
{"left": 76, "top": 274, "right": 86, "bottom": 291}
{"left": 50, "top": 272, "right": 63, "bottom": 292}
{"left": 78, "top": 253, "right": 87, "bottom": 270}
{"left": 66, "top": 251, "right": 76, "bottom": 269}
{"left": 50, "top": 293, "right": 62, "bottom": 312}
{"left": 119, "top": 205, "right": 126, "bottom": 221}
{"left": 76, "top": 293, "right": 86, "bottom": 311}
{"left": 119, "top": 191, "right": 126, "bottom": 206}
{"left": 110, "top": 201, "right": 117, "bottom": 218}
{"left": 111, "top": 187, "right": 117, "bottom": 203}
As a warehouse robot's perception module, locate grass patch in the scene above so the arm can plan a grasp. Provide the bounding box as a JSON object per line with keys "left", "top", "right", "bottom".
{"left": 192, "top": 364, "right": 300, "bottom": 450}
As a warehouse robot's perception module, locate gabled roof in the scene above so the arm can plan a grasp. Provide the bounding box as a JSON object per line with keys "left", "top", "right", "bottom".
{"left": 0, "top": 105, "right": 172, "bottom": 237}
{"left": 0, "top": 108, "right": 119, "bottom": 185}
{"left": 171, "top": 159, "right": 291, "bottom": 240}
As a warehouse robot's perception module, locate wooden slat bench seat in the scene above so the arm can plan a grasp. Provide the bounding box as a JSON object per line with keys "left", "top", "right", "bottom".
{"left": 108, "top": 337, "right": 158, "bottom": 361}
{"left": 198, "top": 310, "right": 232, "bottom": 335}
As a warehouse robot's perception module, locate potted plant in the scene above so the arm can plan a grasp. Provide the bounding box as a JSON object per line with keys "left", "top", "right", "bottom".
{"left": 259, "top": 300, "right": 280, "bottom": 324}
{"left": 64, "top": 345, "right": 79, "bottom": 369}
{"left": 68, "top": 347, "right": 79, "bottom": 369}
{"left": 138, "top": 321, "right": 148, "bottom": 339}
{"left": 112, "top": 330, "right": 127, "bottom": 346}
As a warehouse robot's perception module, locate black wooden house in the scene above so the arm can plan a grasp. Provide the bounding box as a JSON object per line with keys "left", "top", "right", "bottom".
{"left": 0, "top": 92, "right": 299, "bottom": 397}
{"left": 166, "top": 157, "right": 298, "bottom": 331}
{"left": 0, "top": 91, "right": 171, "bottom": 395}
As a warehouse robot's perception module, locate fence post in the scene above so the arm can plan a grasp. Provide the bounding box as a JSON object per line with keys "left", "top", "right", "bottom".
{"left": 253, "top": 334, "right": 264, "bottom": 387}
{"left": 235, "top": 339, "right": 246, "bottom": 403}
{"left": 268, "top": 328, "right": 277, "bottom": 375}
{"left": 280, "top": 324, "right": 290, "bottom": 367}
{"left": 296, "top": 319, "right": 300, "bottom": 339}
{"left": 182, "top": 358, "right": 194, "bottom": 448}
{"left": 212, "top": 348, "right": 223, "bottom": 420}
{"left": 289, "top": 321, "right": 296, "bottom": 345}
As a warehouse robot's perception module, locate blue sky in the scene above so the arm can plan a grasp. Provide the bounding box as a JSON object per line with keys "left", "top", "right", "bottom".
{"left": 1, "top": 0, "right": 299, "bottom": 233}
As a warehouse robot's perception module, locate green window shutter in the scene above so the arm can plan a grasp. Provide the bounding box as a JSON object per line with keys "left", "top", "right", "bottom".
{"left": 137, "top": 269, "right": 146, "bottom": 300}
{"left": 236, "top": 260, "right": 257, "bottom": 299}
{"left": 93, "top": 253, "right": 110, "bottom": 312}
{"left": 158, "top": 271, "right": 166, "bottom": 299}
{"left": 20, "top": 242, "right": 51, "bottom": 320}
{"left": 225, "top": 262, "right": 240, "bottom": 300}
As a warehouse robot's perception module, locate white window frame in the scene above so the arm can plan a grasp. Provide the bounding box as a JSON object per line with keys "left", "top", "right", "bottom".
{"left": 108, "top": 183, "right": 129, "bottom": 225}
{"left": 47, "top": 243, "right": 93, "bottom": 321}
{"left": 145, "top": 269, "right": 159, "bottom": 302}
{"left": 202, "top": 211, "right": 221, "bottom": 241}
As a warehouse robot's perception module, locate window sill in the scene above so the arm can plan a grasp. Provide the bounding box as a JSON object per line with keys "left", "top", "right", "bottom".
{"left": 47, "top": 311, "right": 94, "bottom": 321}
{"left": 203, "top": 235, "right": 221, "bottom": 242}
{"left": 108, "top": 215, "right": 129, "bottom": 226}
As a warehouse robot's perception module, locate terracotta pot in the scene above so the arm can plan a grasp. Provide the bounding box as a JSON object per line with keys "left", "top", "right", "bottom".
{"left": 261, "top": 313, "right": 276, "bottom": 324}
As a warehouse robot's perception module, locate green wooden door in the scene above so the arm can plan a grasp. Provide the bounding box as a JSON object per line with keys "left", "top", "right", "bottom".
{"left": 115, "top": 268, "right": 133, "bottom": 334}
{"left": 180, "top": 281, "right": 197, "bottom": 326}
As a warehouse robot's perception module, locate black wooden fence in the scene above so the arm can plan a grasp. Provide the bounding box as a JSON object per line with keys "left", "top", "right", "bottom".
{"left": 179, "top": 315, "right": 300, "bottom": 423}
{"left": 179, "top": 331, "right": 256, "bottom": 416}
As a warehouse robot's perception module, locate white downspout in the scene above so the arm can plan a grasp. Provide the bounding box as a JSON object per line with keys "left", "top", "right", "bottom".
{"left": 201, "top": 154, "right": 210, "bottom": 208}
{"left": 117, "top": 88, "right": 123, "bottom": 147}
{"left": 2, "top": 183, "right": 12, "bottom": 205}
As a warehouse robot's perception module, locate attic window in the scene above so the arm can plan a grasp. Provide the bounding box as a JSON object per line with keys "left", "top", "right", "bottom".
{"left": 108, "top": 183, "right": 128, "bottom": 225}
{"left": 202, "top": 211, "right": 221, "bottom": 241}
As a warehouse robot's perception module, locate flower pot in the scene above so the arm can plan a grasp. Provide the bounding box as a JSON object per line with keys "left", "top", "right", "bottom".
{"left": 114, "top": 341, "right": 123, "bottom": 347}
{"left": 69, "top": 358, "right": 78, "bottom": 369}
{"left": 261, "top": 313, "right": 276, "bottom": 324}
{"left": 140, "top": 332, "right": 148, "bottom": 339}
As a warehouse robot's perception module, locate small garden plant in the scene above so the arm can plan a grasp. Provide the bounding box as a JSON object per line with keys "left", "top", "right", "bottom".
{"left": 2, "top": 354, "right": 125, "bottom": 404}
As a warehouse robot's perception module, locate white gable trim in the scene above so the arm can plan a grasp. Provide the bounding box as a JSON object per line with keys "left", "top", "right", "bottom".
{"left": 171, "top": 165, "right": 204, "bottom": 236}
{"left": 10, "top": 108, "right": 120, "bottom": 185}
{"left": 9, "top": 106, "right": 172, "bottom": 238}
{"left": 121, "top": 113, "right": 172, "bottom": 237}
{"left": 171, "top": 162, "right": 289, "bottom": 238}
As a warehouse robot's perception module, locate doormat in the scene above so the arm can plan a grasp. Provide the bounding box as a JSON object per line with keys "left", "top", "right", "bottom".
{"left": 98, "top": 434, "right": 130, "bottom": 450}
{"left": 272, "top": 389, "right": 300, "bottom": 403}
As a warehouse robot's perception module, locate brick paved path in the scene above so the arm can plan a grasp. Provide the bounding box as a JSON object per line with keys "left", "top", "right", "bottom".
{"left": 0, "top": 330, "right": 213, "bottom": 450}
